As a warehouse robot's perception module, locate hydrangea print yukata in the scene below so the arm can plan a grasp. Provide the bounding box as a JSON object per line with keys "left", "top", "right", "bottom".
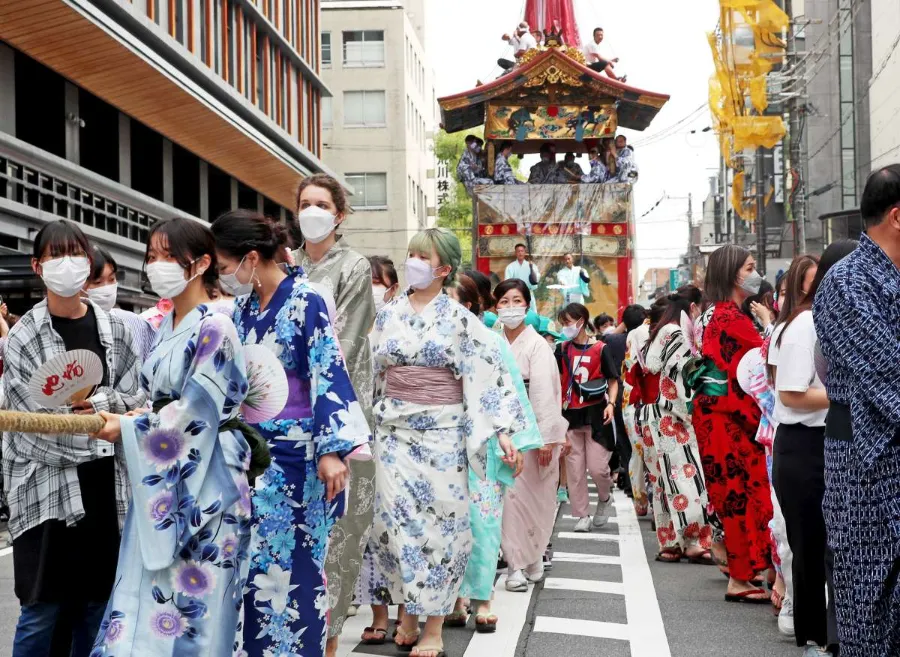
{"left": 234, "top": 269, "right": 370, "bottom": 656}
{"left": 356, "top": 292, "right": 526, "bottom": 616}
{"left": 91, "top": 306, "right": 252, "bottom": 656}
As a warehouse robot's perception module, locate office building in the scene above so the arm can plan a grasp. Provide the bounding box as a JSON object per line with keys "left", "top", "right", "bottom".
{"left": 0, "top": 0, "right": 333, "bottom": 311}
{"left": 319, "top": 0, "right": 436, "bottom": 263}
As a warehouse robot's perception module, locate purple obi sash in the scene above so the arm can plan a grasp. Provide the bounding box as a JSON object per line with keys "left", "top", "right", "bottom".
{"left": 385, "top": 366, "right": 463, "bottom": 405}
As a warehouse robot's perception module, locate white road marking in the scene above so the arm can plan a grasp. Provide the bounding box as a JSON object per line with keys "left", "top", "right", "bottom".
{"left": 543, "top": 577, "right": 625, "bottom": 596}
{"left": 614, "top": 490, "right": 672, "bottom": 655}
{"left": 556, "top": 531, "right": 621, "bottom": 542}
{"left": 532, "top": 616, "right": 630, "bottom": 641}
{"left": 0, "top": 546, "right": 11, "bottom": 558}
{"left": 551, "top": 551, "right": 621, "bottom": 565}
{"left": 463, "top": 574, "right": 535, "bottom": 657}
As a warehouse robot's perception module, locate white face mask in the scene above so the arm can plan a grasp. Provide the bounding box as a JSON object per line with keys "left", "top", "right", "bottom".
{"left": 602, "top": 326, "right": 616, "bottom": 335}
{"left": 561, "top": 322, "right": 582, "bottom": 340}
{"left": 298, "top": 206, "right": 336, "bottom": 244}
{"left": 498, "top": 307, "right": 527, "bottom": 329}
{"left": 372, "top": 284, "right": 389, "bottom": 313}
{"left": 219, "top": 255, "right": 255, "bottom": 297}
{"left": 86, "top": 282, "right": 118, "bottom": 311}
{"left": 146, "top": 260, "right": 201, "bottom": 300}
{"left": 41, "top": 256, "right": 90, "bottom": 298}
{"left": 405, "top": 257, "right": 439, "bottom": 290}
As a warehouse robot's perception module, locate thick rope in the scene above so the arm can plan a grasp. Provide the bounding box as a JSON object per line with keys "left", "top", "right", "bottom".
{"left": 0, "top": 410, "right": 104, "bottom": 435}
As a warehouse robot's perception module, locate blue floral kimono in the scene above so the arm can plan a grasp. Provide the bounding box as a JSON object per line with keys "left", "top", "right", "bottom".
{"left": 234, "top": 270, "right": 370, "bottom": 657}
{"left": 91, "top": 306, "right": 252, "bottom": 656}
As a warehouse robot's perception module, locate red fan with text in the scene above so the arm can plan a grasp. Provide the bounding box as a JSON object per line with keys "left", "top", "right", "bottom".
{"left": 27, "top": 350, "right": 104, "bottom": 408}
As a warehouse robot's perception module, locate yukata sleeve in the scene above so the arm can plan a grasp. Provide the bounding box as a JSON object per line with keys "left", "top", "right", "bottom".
{"left": 528, "top": 338, "right": 568, "bottom": 444}
{"left": 300, "top": 288, "right": 371, "bottom": 460}
{"left": 457, "top": 313, "right": 527, "bottom": 479}
{"left": 333, "top": 257, "right": 376, "bottom": 426}
{"left": 119, "top": 313, "right": 249, "bottom": 571}
{"left": 88, "top": 315, "right": 146, "bottom": 414}
{"left": 496, "top": 336, "right": 542, "bottom": 453}
{"left": 658, "top": 326, "right": 695, "bottom": 420}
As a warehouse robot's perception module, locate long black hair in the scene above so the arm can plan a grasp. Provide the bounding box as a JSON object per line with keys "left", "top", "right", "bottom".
{"left": 147, "top": 218, "right": 219, "bottom": 296}
{"left": 704, "top": 244, "right": 751, "bottom": 304}
{"left": 463, "top": 269, "right": 494, "bottom": 312}
{"left": 648, "top": 285, "right": 702, "bottom": 346}
{"left": 211, "top": 209, "right": 288, "bottom": 261}
{"left": 741, "top": 279, "right": 775, "bottom": 320}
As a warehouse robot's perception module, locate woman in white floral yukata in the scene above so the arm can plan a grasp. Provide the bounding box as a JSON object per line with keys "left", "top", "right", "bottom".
{"left": 210, "top": 210, "right": 371, "bottom": 657}
{"left": 90, "top": 218, "right": 254, "bottom": 656}
{"left": 356, "top": 227, "right": 526, "bottom": 657}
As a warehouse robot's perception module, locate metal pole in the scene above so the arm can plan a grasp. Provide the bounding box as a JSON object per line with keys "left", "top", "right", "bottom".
{"left": 756, "top": 147, "right": 767, "bottom": 276}
{"left": 785, "top": 0, "right": 808, "bottom": 254}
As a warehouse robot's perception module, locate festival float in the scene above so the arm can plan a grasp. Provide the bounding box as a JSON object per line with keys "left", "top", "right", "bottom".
{"left": 437, "top": 0, "right": 670, "bottom": 317}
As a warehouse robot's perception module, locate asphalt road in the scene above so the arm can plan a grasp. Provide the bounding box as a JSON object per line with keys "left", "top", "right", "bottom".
{"left": 0, "top": 487, "right": 800, "bottom": 657}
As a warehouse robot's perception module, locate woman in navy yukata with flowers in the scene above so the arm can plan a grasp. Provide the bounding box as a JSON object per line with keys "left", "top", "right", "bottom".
{"left": 211, "top": 210, "right": 371, "bottom": 657}
{"left": 90, "top": 218, "right": 255, "bottom": 656}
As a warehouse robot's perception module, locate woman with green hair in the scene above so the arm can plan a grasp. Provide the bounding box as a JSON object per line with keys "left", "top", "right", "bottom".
{"left": 356, "top": 228, "right": 526, "bottom": 657}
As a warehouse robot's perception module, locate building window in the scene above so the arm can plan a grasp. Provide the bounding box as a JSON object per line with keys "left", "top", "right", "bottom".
{"left": 343, "top": 90, "right": 386, "bottom": 127}
{"left": 343, "top": 30, "right": 385, "bottom": 67}
{"left": 346, "top": 173, "right": 388, "bottom": 209}
{"left": 322, "top": 32, "right": 331, "bottom": 66}
{"left": 322, "top": 95, "right": 333, "bottom": 128}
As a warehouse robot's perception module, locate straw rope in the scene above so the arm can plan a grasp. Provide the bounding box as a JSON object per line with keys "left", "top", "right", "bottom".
{"left": 0, "top": 410, "right": 104, "bottom": 435}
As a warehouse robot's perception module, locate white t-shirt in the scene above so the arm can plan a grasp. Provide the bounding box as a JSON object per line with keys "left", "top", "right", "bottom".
{"left": 585, "top": 39, "right": 615, "bottom": 64}
{"left": 509, "top": 31, "right": 537, "bottom": 55}
{"left": 769, "top": 311, "right": 828, "bottom": 427}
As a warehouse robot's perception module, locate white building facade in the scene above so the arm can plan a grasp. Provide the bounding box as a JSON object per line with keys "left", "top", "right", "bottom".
{"left": 869, "top": 0, "right": 900, "bottom": 171}
{"left": 320, "top": 0, "right": 436, "bottom": 263}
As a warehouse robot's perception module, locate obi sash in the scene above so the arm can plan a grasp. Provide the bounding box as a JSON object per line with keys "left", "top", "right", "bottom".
{"left": 385, "top": 366, "right": 463, "bottom": 405}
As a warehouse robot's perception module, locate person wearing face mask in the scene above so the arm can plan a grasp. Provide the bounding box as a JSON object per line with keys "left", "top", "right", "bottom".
{"left": 356, "top": 228, "right": 525, "bottom": 657}
{"left": 87, "top": 217, "right": 261, "bottom": 656}
{"left": 638, "top": 285, "right": 713, "bottom": 564}
{"left": 457, "top": 136, "right": 493, "bottom": 194}
{"left": 369, "top": 255, "right": 399, "bottom": 315}
{"left": 291, "top": 174, "right": 378, "bottom": 654}
{"left": 0, "top": 220, "right": 144, "bottom": 657}
{"left": 494, "top": 279, "right": 568, "bottom": 591}
{"left": 581, "top": 146, "right": 610, "bottom": 184}
{"left": 444, "top": 275, "right": 542, "bottom": 632}
{"left": 83, "top": 247, "right": 158, "bottom": 361}
{"left": 556, "top": 303, "right": 620, "bottom": 533}
{"left": 210, "top": 210, "right": 371, "bottom": 657}
{"left": 691, "top": 244, "right": 773, "bottom": 605}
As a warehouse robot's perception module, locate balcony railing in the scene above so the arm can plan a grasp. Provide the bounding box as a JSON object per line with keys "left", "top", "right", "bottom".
{"left": 0, "top": 132, "right": 197, "bottom": 248}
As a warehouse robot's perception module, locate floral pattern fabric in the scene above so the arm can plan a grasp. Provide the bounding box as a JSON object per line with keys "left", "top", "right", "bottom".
{"left": 234, "top": 270, "right": 371, "bottom": 657}
{"left": 638, "top": 323, "right": 712, "bottom": 552}
{"left": 356, "top": 292, "right": 526, "bottom": 616}
{"left": 91, "top": 305, "right": 252, "bottom": 656}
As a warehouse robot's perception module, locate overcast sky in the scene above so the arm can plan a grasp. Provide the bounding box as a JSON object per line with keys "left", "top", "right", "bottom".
{"left": 427, "top": 0, "right": 721, "bottom": 277}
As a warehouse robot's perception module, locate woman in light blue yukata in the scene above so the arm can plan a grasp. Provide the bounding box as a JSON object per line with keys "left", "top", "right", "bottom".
{"left": 90, "top": 218, "right": 256, "bottom": 656}
{"left": 211, "top": 210, "right": 371, "bottom": 657}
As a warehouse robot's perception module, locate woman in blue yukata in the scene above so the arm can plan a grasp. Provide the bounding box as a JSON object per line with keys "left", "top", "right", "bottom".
{"left": 211, "top": 210, "right": 371, "bottom": 657}
{"left": 356, "top": 228, "right": 526, "bottom": 657}
{"left": 89, "top": 218, "right": 254, "bottom": 656}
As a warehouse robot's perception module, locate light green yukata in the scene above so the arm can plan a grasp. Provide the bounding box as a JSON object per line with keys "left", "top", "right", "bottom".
{"left": 459, "top": 332, "right": 542, "bottom": 601}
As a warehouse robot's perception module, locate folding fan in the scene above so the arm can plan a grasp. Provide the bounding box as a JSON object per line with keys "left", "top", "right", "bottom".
{"left": 28, "top": 350, "right": 104, "bottom": 408}
{"left": 241, "top": 344, "right": 289, "bottom": 423}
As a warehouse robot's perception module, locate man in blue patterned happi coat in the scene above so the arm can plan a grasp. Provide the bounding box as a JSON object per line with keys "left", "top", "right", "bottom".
{"left": 813, "top": 163, "right": 900, "bottom": 657}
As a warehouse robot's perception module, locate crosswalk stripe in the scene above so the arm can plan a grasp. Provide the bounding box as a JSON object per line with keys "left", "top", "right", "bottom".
{"left": 613, "top": 491, "right": 673, "bottom": 655}
{"left": 543, "top": 577, "right": 625, "bottom": 596}
{"left": 532, "top": 616, "right": 630, "bottom": 641}
{"left": 557, "top": 531, "right": 621, "bottom": 542}
{"left": 463, "top": 574, "right": 535, "bottom": 657}
{"left": 551, "top": 551, "right": 621, "bottom": 565}
{"left": 0, "top": 546, "right": 11, "bottom": 558}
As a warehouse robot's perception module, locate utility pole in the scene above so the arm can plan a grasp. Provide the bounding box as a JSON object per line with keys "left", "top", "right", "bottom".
{"left": 755, "top": 146, "right": 767, "bottom": 276}
{"left": 784, "top": 0, "right": 808, "bottom": 254}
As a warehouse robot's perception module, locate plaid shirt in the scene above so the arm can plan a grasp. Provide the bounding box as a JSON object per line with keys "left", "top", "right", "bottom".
{"left": 0, "top": 299, "right": 145, "bottom": 539}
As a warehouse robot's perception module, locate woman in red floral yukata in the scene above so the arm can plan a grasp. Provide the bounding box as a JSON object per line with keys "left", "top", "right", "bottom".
{"left": 692, "top": 245, "right": 773, "bottom": 604}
